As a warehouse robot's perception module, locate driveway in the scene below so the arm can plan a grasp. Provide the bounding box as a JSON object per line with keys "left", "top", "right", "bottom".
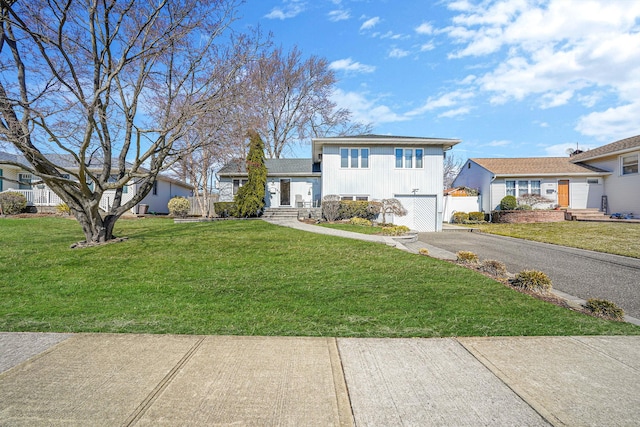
{"left": 419, "top": 231, "right": 640, "bottom": 319}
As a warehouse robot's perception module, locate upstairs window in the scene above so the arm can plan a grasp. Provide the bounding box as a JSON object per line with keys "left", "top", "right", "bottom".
{"left": 395, "top": 148, "right": 424, "bottom": 169}
{"left": 622, "top": 154, "right": 638, "bottom": 175}
{"left": 340, "top": 148, "right": 369, "bottom": 169}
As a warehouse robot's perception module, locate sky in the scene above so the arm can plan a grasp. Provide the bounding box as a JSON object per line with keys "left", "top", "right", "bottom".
{"left": 235, "top": 0, "right": 640, "bottom": 160}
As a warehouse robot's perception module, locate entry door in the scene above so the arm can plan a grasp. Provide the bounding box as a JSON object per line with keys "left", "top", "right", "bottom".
{"left": 280, "top": 179, "right": 290, "bottom": 206}
{"left": 558, "top": 180, "right": 569, "bottom": 207}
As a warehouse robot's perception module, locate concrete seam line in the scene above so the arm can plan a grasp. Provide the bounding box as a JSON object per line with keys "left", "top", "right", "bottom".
{"left": 455, "top": 338, "right": 560, "bottom": 427}
{"left": 122, "top": 336, "right": 206, "bottom": 427}
{"left": 328, "top": 338, "right": 356, "bottom": 426}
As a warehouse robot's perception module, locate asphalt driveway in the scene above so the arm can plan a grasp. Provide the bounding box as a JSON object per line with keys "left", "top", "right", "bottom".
{"left": 419, "top": 231, "right": 640, "bottom": 319}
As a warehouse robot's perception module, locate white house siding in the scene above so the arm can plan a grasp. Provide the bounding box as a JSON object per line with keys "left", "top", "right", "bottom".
{"left": 585, "top": 154, "right": 639, "bottom": 214}
{"left": 321, "top": 146, "right": 443, "bottom": 199}
{"left": 138, "top": 179, "right": 192, "bottom": 214}
{"left": 452, "top": 162, "right": 493, "bottom": 211}
{"left": 265, "top": 177, "right": 321, "bottom": 208}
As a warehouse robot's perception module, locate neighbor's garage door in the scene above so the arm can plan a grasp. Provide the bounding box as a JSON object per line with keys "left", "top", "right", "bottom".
{"left": 393, "top": 195, "right": 438, "bottom": 232}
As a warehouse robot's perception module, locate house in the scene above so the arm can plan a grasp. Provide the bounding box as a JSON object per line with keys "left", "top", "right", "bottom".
{"left": 568, "top": 135, "right": 640, "bottom": 215}
{"left": 0, "top": 151, "right": 193, "bottom": 215}
{"left": 218, "top": 159, "right": 322, "bottom": 209}
{"left": 452, "top": 135, "right": 640, "bottom": 215}
{"left": 218, "top": 134, "right": 461, "bottom": 232}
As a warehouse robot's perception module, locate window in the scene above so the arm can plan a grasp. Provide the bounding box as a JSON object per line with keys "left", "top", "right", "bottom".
{"left": 622, "top": 154, "right": 638, "bottom": 175}
{"left": 152, "top": 180, "right": 158, "bottom": 195}
{"left": 232, "top": 178, "right": 247, "bottom": 195}
{"left": 0, "top": 169, "right": 2, "bottom": 192}
{"left": 355, "top": 196, "right": 369, "bottom": 201}
{"left": 340, "top": 148, "right": 369, "bottom": 169}
{"left": 587, "top": 178, "right": 600, "bottom": 184}
{"left": 506, "top": 180, "right": 516, "bottom": 196}
{"left": 530, "top": 180, "right": 541, "bottom": 195}
{"left": 18, "top": 173, "right": 32, "bottom": 190}
{"left": 517, "top": 180, "right": 528, "bottom": 197}
{"left": 395, "top": 148, "right": 424, "bottom": 168}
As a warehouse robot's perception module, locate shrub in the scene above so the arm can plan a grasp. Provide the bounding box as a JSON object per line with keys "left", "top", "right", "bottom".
{"left": 56, "top": 203, "right": 71, "bottom": 216}
{"left": 350, "top": 217, "right": 372, "bottom": 226}
{"left": 418, "top": 248, "right": 430, "bottom": 256}
{"left": 214, "top": 202, "right": 237, "bottom": 218}
{"left": 500, "top": 195, "right": 517, "bottom": 210}
{"left": 322, "top": 195, "right": 341, "bottom": 221}
{"left": 514, "top": 204, "right": 532, "bottom": 211}
{"left": 511, "top": 270, "right": 552, "bottom": 292}
{"left": 381, "top": 225, "right": 410, "bottom": 236}
{"left": 480, "top": 259, "right": 508, "bottom": 277}
{"left": 452, "top": 212, "right": 469, "bottom": 224}
{"left": 584, "top": 299, "right": 625, "bottom": 321}
{"left": 340, "top": 200, "right": 378, "bottom": 220}
{"left": 456, "top": 250, "right": 479, "bottom": 265}
{"left": 168, "top": 196, "right": 190, "bottom": 218}
{"left": 235, "top": 130, "right": 267, "bottom": 218}
{"left": 468, "top": 211, "right": 485, "bottom": 222}
{"left": 0, "top": 191, "right": 27, "bottom": 215}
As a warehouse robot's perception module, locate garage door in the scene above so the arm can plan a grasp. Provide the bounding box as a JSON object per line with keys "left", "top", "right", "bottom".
{"left": 393, "top": 195, "right": 438, "bottom": 232}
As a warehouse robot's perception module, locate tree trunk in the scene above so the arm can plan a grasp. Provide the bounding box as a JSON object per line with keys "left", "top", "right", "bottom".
{"left": 72, "top": 207, "right": 119, "bottom": 245}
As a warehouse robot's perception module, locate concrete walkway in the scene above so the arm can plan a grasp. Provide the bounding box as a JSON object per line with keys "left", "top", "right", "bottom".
{"left": 1, "top": 332, "right": 639, "bottom": 426}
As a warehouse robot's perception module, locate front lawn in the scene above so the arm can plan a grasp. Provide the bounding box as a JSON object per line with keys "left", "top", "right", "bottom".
{"left": 468, "top": 221, "right": 640, "bottom": 258}
{"left": 0, "top": 217, "right": 637, "bottom": 336}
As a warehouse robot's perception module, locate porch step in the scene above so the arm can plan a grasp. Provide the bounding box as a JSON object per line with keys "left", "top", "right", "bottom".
{"left": 565, "top": 208, "right": 610, "bottom": 221}
{"left": 262, "top": 207, "right": 300, "bottom": 219}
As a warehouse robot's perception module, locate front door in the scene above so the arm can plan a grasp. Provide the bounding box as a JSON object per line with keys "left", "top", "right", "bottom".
{"left": 558, "top": 180, "right": 569, "bottom": 207}
{"left": 280, "top": 179, "right": 290, "bottom": 206}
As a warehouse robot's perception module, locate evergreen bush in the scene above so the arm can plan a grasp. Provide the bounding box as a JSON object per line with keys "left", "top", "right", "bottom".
{"left": 452, "top": 212, "right": 469, "bottom": 224}
{"left": 214, "top": 202, "right": 237, "bottom": 217}
{"left": 468, "top": 211, "right": 485, "bottom": 222}
{"left": 500, "top": 195, "right": 517, "bottom": 210}
{"left": 511, "top": 270, "right": 552, "bottom": 292}
{"left": 168, "top": 196, "right": 190, "bottom": 218}
{"left": 456, "top": 250, "right": 479, "bottom": 265}
{"left": 0, "top": 191, "right": 27, "bottom": 215}
{"left": 584, "top": 299, "right": 625, "bottom": 321}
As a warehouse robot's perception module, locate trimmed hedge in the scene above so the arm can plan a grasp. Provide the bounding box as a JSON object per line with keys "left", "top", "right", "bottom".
{"left": 339, "top": 200, "right": 380, "bottom": 221}
{"left": 0, "top": 191, "right": 27, "bottom": 215}
{"left": 213, "top": 202, "right": 237, "bottom": 218}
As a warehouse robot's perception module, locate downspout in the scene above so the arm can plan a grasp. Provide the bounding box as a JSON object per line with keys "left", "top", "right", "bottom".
{"left": 489, "top": 175, "right": 496, "bottom": 222}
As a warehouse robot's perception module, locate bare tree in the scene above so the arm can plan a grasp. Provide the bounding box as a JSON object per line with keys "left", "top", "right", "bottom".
{"left": 246, "top": 45, "right": 370, "bottom": 158}
{"left": 443, "top": 153, "right": 464, "bottom": 189}
{"left": 0, "top": 0, "right": 256, "bottom": 244}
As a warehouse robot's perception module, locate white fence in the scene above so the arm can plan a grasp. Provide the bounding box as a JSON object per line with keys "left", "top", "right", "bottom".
{"left": 442, "top": 195, "right": 481, "bottom": 222}
{"left": 2, "top": 188, "right": 121, "bottom": 213}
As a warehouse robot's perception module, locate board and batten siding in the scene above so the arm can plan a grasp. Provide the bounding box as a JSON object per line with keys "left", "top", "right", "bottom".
{"left": 321, "top": 145, "right": 444, "bottom": 198}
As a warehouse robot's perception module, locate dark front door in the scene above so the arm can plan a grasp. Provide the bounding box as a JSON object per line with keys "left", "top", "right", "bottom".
{"left": 280, "top": 179, "right": 290, "bottom": 206}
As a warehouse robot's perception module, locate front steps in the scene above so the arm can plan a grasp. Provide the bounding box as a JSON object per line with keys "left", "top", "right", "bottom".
{"left": 262, "top": 207, "right": 300, "bottom": 220}
{"left": 565, "top": 208, "right": 610, "bottom": 221}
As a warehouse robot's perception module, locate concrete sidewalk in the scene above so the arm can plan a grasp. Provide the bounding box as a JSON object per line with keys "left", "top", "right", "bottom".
{"left": 1, "top": 333, "right": 639, "bottom": 426}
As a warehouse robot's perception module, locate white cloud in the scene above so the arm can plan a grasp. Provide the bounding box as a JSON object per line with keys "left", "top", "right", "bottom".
{"left": 328, "top": 9, "right": 350, "bottom": 22}
{"left": 360, "top": 17, "right": 381, "bottom": 31}
{"left": 486, "top": 140, "right": 511, "bottom": 147}
{"left": 415, "top": 22, "right": 434, "bottom": 35}
{"left": 443, "top": 0, "right": 640, "bottom": 140}
{"left": 439, "top": 107, "right": 470, "bottom": 118}
{"left": 407, "top": 90, "right": 475, "bottom": 116}
{"left": 576, "top": 102, "right": 640, "bottom": 142}
{"left": 331, "top": 89, "right": 406, "bottom": 125}
{"left": 264, "top": 1, "right": 306, "bottom": 20}
{"left": 543, "top": 142, "right": 597, "bottom": 157}
{"left": 420, "top": 42, "right": 435, "bottom": 52}
{"left": 329, "top": 58, "right": 376, "bottom": 74}
{"left": 389, "top": 48, "right": 410, "bottom": 58}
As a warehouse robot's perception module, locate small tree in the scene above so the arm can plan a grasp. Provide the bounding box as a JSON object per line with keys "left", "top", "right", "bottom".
{"left": 235, "top": 130, "right": 267, "bottom": 217}
{"left": 380, "top": 198, "right": 407, "bottom": 224}
{"left": 322, "top": 195, "right": 341, "bottom": 221}
{"left": 168, "top": 197, "right": 190, "bottom": 218}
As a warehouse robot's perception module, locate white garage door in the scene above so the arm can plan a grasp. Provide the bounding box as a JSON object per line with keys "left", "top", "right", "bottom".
{"left": 393, "top": 195, "right": 438, "bottom": 232}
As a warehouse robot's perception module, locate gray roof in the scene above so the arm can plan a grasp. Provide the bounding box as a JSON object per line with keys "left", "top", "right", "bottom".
{"left": 570, "top": 135, "right": 640, "bottom": 162}
{"left": 218, "top": 158, "right": 321, "bottom": 177}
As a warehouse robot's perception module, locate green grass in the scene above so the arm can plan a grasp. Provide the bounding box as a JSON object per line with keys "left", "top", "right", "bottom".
{"left": 468, "top": 222, "right": 640, "bottom": 258}
{"left": 1, "top": 217, "right": 638, "bottom": 337}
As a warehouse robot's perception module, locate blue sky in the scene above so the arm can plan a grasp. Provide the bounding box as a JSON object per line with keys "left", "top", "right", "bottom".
{"left": 236, "top": 0, "right": 640, "bottom": 160}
